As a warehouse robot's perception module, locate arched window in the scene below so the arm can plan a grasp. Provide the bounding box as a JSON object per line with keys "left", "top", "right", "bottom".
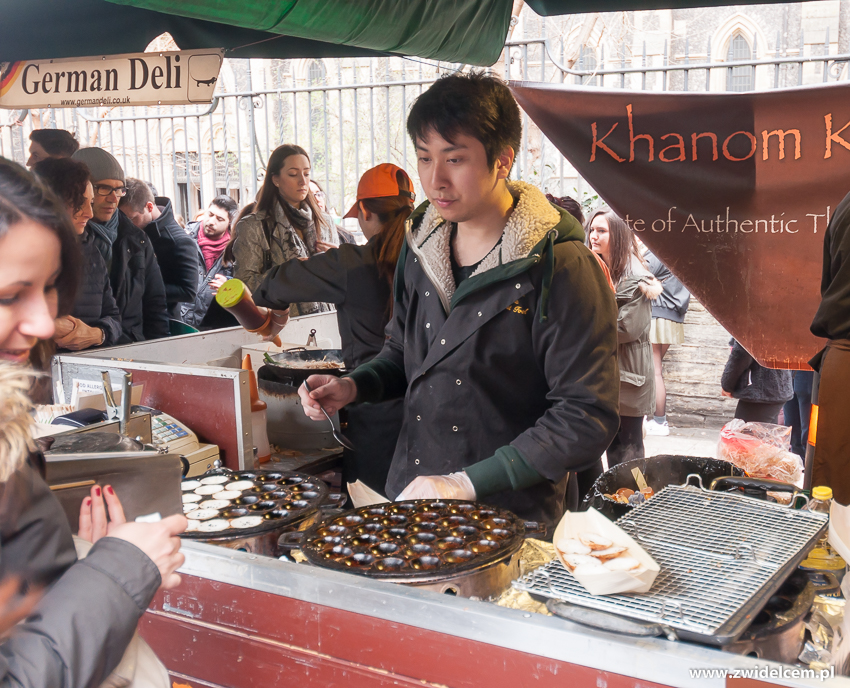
{"left": 574, "top": 47, "right": 598, "bottom": 86}
{"left": 308, "top": 60, "right": 326, "bottom": 87}
{"left": 726, "top": 33, "right": 754, "bottom": 92}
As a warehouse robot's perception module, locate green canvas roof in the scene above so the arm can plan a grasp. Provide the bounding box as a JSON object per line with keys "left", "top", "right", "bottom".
{"left": 3, "top": 0, "right": 821, "bottom": 66}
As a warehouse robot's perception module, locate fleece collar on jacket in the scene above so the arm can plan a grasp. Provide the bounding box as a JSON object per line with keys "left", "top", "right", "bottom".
{"left": 407, "top": 181, "right": 566, "bottom": 311}
{"left": 0, "top": 364, "right": 34, "bottom": 482}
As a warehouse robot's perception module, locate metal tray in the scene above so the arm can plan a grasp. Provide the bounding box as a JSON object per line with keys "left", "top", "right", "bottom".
{"left": 300, "top": 499, "right": 526, "bottom": 583}
{"left": 512, "top": 484, "right": 828, "bottom": 645}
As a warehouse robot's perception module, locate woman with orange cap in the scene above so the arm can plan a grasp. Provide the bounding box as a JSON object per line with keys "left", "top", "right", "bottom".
{"left": 254, "top": 164, "right": 414, "bottom": 502}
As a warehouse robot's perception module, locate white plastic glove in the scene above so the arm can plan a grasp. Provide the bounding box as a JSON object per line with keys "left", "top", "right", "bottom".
{"left": 396, "top": 472, "right": 476, "bottom": 501}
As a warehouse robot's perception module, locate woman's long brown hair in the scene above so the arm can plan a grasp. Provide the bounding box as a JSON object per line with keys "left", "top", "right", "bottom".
{"left": 360, "top": 169, "right": 414, "bottom": 308}
{"left": 585, "top": 207, "right": 643, "bottom": 286}
{"left": 256, "top": 144, "right": 328, "bottom": 236}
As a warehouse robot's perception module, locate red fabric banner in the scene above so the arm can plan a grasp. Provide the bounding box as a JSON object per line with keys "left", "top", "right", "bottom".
{"left": 509, "top": 81, "right": 850, "bottom": 369}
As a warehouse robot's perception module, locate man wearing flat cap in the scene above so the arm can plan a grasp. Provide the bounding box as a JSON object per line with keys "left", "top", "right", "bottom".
{"left": 72, "top": 147, "right": 169, "bottom": 343}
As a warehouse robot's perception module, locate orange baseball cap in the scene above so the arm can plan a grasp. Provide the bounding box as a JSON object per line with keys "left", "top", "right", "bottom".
{"left": 343, "top": 163, "right": 415, "bottom": 219}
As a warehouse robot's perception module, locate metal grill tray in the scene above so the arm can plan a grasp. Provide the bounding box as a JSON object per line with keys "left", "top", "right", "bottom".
{"left": 513, "top": 484, "right": 828, "bottom": 645}
{"left": 181, "top": 469, "right": 329, "bottom": 539}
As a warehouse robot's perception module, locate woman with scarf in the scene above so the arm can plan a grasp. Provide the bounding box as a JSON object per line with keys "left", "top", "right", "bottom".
{"left": 232, "top": 145, "right": 337, "bottom": 316}
{"left": 586, "top": 207, "right": 662, "bottom": 468}
{"left": 34, "top": 157, "right": 121, "bottom": 350}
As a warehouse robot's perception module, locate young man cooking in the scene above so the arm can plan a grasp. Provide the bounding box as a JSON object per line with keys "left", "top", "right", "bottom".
{"left": 297, "top": 73, "right": 619, "bottom": 533}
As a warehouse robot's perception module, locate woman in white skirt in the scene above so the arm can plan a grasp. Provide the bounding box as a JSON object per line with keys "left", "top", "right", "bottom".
{"left": 643, "top": 248, "right": 690, "bottom": 436}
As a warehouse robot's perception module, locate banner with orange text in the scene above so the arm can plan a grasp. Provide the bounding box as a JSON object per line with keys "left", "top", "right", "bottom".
{"left": 509, "top": 81, "right": 850, "bottom": 369}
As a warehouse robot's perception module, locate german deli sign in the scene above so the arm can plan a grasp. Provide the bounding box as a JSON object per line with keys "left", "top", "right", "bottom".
{"left": 0, "top": 49, "right": 224, "bottom": 108}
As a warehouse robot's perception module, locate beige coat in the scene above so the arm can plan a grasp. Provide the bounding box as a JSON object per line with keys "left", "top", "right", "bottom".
{"left": 616, "top": 257, "right": 662, "bottom": 417}
{"left": 232, "top": 200, "right": 336, "bottom": 316}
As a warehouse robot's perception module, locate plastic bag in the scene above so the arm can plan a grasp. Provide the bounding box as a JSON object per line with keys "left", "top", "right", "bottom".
{"left": 717, "top": 419, "right": 803, "bottom": 486}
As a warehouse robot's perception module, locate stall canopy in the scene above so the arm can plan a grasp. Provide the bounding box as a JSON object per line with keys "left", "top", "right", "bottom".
{"left": 5, "top": 0, "right": 824, "bottom": 67}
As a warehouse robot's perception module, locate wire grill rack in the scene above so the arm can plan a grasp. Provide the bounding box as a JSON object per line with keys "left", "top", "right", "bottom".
{"left": 513, "top": 485, "right": 828, "bottom": 644}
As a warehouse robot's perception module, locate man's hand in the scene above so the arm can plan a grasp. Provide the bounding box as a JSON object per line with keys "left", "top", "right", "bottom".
{"left": 54, "top": 316, "right": 103, "bottom": 350}
{"left": 396, "top": 472, "right": 476, "bottom": 501}
{"left": 53, "top": 316, "right": 75, "bottom": 340}
{"left": 721, "top": 389, "right": 733, "bottom": 398}
{"left": 209, "top": 274, "right": 228, "bottom": 295}
{"left": 108, "top": 515, "right": 187, "bottom": 591}
{"left": 298, "top": 375, "right": 357, "bottom": 418}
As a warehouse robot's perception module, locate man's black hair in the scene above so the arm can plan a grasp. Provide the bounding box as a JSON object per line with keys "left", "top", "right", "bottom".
{"left": 407, "top": 71, "right": 522, "bottom": 171}
{"left": 210, "top": 194, "right": 238, "bottom": 223}
{"left": 29, "top": 129, "right": 79, "bottom": 158}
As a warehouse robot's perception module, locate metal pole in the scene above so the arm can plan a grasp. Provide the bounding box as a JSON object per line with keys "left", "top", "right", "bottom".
{"left": 209, "top": 108, "right": 216, "bottom": 197}
{"left": 684, "top": 37, "right": 690, "bottom": 91}
{"left": 824, "top": 26, "right": 830, "bottom": 81}
{"left": 521, "top": 43, "right": 528, "bottom": 180}
{"left": 369, "top": 59, "right": 376, "bottom": 168}
{"left": 246, "top": 63, "right": 258, "bottom": 199}
{"left": 338, "top": 59, "right": 345, "bottom": 215}
{"left": 706, "top": 38, "right": 712, "bottom": 91}
{"left": 196, "top": 113, "right": 205, "bottom": 209}
{"left": 775, "top": 31, "right": 781, "bottom": 88}
{"left": 386, "top": 58, "right": 391, "bottom": 164}
{"left": 353, "top": 60, "right": 360, "bottom": 193}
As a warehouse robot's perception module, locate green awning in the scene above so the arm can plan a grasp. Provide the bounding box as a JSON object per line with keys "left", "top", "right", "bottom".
{"left": 0, "top": 0, "right": 394, "bottom": 63}
{"left": 525, "top": 0, "right": 809, "bottom": 13}
{"left": 102, "top": 0, "right": 514, "bottom": 66}
{"left": 3, "top": 0, "right": 823, "bottom": 66}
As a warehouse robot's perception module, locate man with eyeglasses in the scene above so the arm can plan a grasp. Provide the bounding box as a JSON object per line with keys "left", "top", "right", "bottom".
{"left": 72, "top": 147, "right": 169, "bottom": 344}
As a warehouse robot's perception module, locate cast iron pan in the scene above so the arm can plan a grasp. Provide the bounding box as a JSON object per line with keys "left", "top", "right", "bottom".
{"left": 582, "top": 454, "right": 746, "bottom": 520}
{"left": 300, "top": 500, "right": 528, "bottom": 580}
{"left": 259, "top": 349, "right": 346, "bottom": 387}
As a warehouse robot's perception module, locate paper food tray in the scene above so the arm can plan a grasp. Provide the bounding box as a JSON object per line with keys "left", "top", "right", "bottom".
{"left": 553, "top": 507, "right": 660, "bottom": 595}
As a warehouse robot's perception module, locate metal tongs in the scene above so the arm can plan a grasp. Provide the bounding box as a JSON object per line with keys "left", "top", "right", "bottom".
{"left": 101, "top": 370, "right": 132, "bottom": 435}
{"left": 302, "top": 379, "right": 354, "bottom": 451}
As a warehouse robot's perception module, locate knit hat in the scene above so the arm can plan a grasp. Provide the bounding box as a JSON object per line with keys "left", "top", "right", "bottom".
{"left": 343, "top": 163, "right": 414, "bottom": 219}
{"left": 72, "top": 147, "right": 124, "bottom": 183}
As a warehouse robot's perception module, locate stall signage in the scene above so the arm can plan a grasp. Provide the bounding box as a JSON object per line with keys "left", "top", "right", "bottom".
{"left": 510, "top": 81, "right": 850, "bottom": 369}
{"left": 0, "top": 49, "right": 224, "bottom": 109}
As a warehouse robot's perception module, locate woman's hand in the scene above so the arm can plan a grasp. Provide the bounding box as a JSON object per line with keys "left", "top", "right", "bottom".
{"left": 108, "top": 515, "right": 188, "bottom": 590}
{"left": 209, "top": 274, "right": 228, "bottom": 295}
{"left": 298, "top": 375, "right": 357, "bottom": 418}
{"left": 315, "top": 240, "right": 337, "bottom": 253}
{"left": 721, "top": 389, "right": 733, "bottom": 398}
{"left": 78, "top": 484, "right": 126, "bottom": 544}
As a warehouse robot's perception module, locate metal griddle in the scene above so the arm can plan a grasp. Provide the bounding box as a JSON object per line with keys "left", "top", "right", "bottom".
{"left": 513, "top": 484, "right": 828, "bottom": 645}
{"left": 181, "top": 469, "right": 330, "bottom": 541}
{"left": 301, "top": 499, "right": 526, "bottom": 582}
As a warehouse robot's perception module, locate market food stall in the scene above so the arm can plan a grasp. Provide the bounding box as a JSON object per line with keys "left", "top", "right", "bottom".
{"left": 8, "top": 0, "right": 849, "bottom": 685}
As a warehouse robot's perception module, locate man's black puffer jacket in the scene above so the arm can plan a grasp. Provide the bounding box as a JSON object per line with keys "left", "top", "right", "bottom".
{"left": 108, "top": 211, "right": 170, "bottom": 344}
{"left": 143, "top": 197, "right": 198, "bottom": 317}
{"left": 69, "top": 230, "right": 122, "bottom": 347}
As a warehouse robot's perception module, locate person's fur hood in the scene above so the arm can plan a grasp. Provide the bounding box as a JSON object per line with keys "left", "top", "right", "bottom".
{"left": 0, "top": 363, "right": 34, "bottom": 482}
